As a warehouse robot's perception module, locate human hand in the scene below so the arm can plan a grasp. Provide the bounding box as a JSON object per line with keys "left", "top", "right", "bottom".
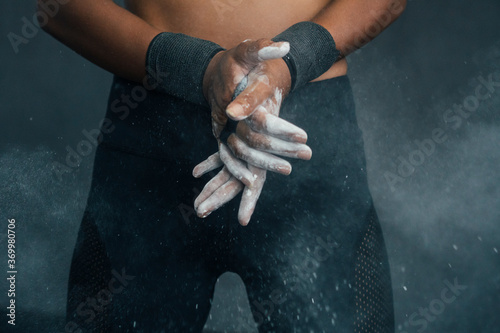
{"left": 200, "top": 70, "right": 312, "bottom": 187}
{"left": 193, "top": 81, "right": 310, "bottom": 225}
{"left": 193, "top": 160, "right": 265, "bottom": 226}
{"left": 196, "top": 39, "right": 314, "bottom": 225}
{"left": 203, "top": 38, "right": 294, "bottom": 139}
{"left": 223, "top": 87, "right": 311, "bottom": 183}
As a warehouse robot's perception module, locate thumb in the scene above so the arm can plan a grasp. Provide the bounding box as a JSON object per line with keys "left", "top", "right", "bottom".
{"left": 257, "top": 41, "right": 290, "bottom": 61}
{"left": 235, "top": 39, "right": 290, "bottom": 69}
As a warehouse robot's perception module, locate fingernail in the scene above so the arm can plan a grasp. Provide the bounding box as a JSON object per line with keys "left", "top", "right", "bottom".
{"left": 197, "top": 208, "right": 211, "bottom": 219}
{"left": 277, "top": 164, "right": 292, "bottom": 175}
{"left": 226, "top": 104, "right": 245, "bottom": 120}
{"left": 240, "top": 176, "right": 254, "bottom": 188}
{"left": 298, "top": 148, "right": 312, "bottom": 160}
{"left": 292, "top": 133, "right": 308, "bottom": 144}
{"left": 258, "top": 42, "right": 290, "bottom": 60}
{"left": 192, "top": 167, "right": 201, "bottom": 178}
{"left": 194, "top": 197, "right": 202, "bottom": 210}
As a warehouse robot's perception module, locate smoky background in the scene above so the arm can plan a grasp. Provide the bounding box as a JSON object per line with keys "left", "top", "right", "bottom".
{"left": 0, "top": 0, "right": 499, "bottom": 332}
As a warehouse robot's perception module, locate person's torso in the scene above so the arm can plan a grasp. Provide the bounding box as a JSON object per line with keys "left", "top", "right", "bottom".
{"left": 125, "top": 0, "right": 347, "bottom": 79}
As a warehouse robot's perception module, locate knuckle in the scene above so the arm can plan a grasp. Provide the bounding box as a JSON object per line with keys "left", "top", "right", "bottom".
{"left": 256, "top": 38, "right": 272, "bottom": 48}
{"left": 247, "top": 109, "right": 266, "bottom": 131}
{"left": 259, "top": 111, "right": 270, "bottom": 130}
{"left": 212, "top": 112, "right": 226, "bottom": 126}
{"left": 238, "top": 39, "right": 253, "bottom": 49}
{"left": 246, "top": 131, "right": 267, "bottom": 150}
{"left": 235, "top": 121, "right": 247, "bottom": 136}
{"left": 247, "top": 42, "right": 258, "bottom": 53}
{"left": 232, "top": 147, "right": 248, "bottom": 162}
{"left": 227, "top": 134, "right": 236, "bottom": 145}
{"left": 233, "top": 147, "right": 245, "bottom": 160}
{"left": 235, "top": 40, "right": 257, "bottom": 64}
{"left": 227, "top": 135, "right": 241, "bottom": 156}
{"left": 236, "top": 129, "right": 251, "bottom": 146}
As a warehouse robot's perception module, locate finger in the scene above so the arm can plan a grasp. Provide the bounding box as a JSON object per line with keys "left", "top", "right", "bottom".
{"left": 193, "top": 152, "right": 223, "bottom": 178}
{"left": 257, "top": 42, "right": 290, "bottom": 61}
{"left": 238, "top": 124, "right": 312, "bottom": 160}
{"left": 226, "top": 72, "right": 272, "bottom": 121}
{"left": 248, "top": 105, "right": 307, "bottom": 142}
{"left": 245, "top": 107, "right": 308, "bottom": 144}
{"left": 232, "top": 76, "right": 248, "bottom": 100}
{"left": 196, "top": 177, "right": 244, "bottom": 218}
{"left": 238, "top": 166, "right": 266, "bottom": 226}
{"left": 194, "top": 166, "right": 231, "bottom": 210}
{"left": 219, "top": 141, "right": 256, "bottom": 187}
{"left": 211, "top": 105, "right": 228, "bottom": 139}
{"left": 227, "top": 42, "right": 287, "bottom": 120}
{"left": 234, "top": 39, "right": 290, "bottom": 69}
{"left": 264, "top": 94, "right": 281, "bottom": 117}
{"left": 227, "top": 135, "right": 292, "bottom": 175}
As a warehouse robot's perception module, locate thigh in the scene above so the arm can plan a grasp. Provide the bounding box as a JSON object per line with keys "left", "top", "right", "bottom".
{"left": 66, "top": 75, "right": 248, "bottom": 332}
{"left": 67, "top": 145, "right": 225, "bottom": 332}
{"left": 236, "top": 207, "right": 393, "bottom": 333}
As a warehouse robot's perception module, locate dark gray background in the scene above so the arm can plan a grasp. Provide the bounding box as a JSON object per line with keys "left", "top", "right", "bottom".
{"left": 1, "top": 0, "right": 499, "bottom": 332}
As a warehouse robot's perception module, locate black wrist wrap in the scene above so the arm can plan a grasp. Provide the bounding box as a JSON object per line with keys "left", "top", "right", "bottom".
{"left": 272, "top": 21, "right": 340, "bottom": 91}
{"left": 146, "top": 32, "right": 225, "bottom": 107}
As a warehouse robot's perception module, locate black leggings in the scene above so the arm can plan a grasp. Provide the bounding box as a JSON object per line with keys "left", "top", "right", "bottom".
{"left": 65, "top": 75, "right": 394, "bottom": 332}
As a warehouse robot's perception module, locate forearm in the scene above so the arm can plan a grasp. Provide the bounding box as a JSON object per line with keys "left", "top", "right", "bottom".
{"left": 38, "top": 0, "right": 162, "bottom": 82}
{"left": 313, "top": 0, "right": 407, "bottom": 56}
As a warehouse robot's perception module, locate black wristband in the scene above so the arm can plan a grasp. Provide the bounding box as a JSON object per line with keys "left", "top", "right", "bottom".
{"left": 146, "top": 32, "right": 225, "bottom": 107}
{"left": 272, "top": 21, "right": 340, "bottom": 91}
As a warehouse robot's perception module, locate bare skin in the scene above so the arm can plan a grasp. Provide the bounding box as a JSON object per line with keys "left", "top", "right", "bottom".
{"left": 195, "top": 81, "right": 289, "bottom": 225}
{"left": 39, "top": 0, "right": 407, "bottom": 225}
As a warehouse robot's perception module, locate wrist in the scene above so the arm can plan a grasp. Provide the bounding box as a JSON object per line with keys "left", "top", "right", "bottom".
{"left": 272, "top": 21, "right": 340, "bottom": 91}
{"left": 276, "top": 58, "right": 293, "bottom": 96}
{"left": 146, "top": 32, "right": 225, "bottom": 107}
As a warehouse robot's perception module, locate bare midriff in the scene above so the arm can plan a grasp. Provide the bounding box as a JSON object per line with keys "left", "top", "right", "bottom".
{"left": 124, "top": 0, "right": 348, "bottom": 80}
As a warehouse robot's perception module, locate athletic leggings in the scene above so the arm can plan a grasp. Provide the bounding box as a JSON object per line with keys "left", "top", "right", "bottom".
{"left": 65, "top": 75, "right": 394, "bottom": 332}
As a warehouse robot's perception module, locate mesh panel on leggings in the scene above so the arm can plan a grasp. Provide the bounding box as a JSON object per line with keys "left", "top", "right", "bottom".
{"left": 353, "top": 215, "right": 393, "bottom": 333}
{"left": 66, "top": 211, "right": 112, "bottom": 332}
